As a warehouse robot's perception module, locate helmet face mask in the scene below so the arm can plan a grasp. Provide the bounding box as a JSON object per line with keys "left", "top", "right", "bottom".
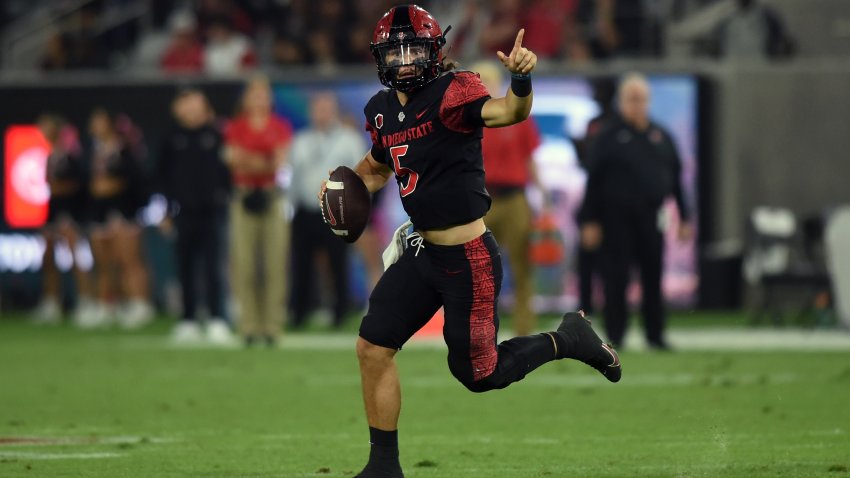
{"left": 370, "top": 5, "right": 445, "bottom": 92}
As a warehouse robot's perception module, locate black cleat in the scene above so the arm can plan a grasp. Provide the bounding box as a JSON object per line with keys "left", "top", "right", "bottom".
{"left": 557, "top": 311, "right": 621, "bottom": 383}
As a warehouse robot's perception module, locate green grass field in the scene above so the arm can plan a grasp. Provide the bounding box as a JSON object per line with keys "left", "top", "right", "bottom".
{"left": 1, "top": 315, "right": 849, "bottom": 477}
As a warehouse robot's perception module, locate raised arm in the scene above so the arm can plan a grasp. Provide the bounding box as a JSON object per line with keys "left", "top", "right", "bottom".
{"left": 481, "top": 29, "right": 538, "bottom": 128}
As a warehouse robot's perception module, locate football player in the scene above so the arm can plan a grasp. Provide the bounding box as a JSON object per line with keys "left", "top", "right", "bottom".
{"left": 319, "top": 5, "right": 622, "bottom": 477}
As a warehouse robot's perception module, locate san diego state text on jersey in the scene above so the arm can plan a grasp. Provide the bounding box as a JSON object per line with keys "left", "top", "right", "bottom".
{"left": 381, "top": 121, "right": 435, "bottom": 148}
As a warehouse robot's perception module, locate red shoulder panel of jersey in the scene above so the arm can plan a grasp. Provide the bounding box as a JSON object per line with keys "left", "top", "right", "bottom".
{"left": 439, "top": 71, "right": 490, "bottom": 133}
{"left": 365, "top": 120, "right": 380, "bottom": 147}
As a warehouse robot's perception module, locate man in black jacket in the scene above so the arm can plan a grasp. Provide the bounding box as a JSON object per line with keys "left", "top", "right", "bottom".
{"left": 580, "top": 73, "right": 692, "bottom": 350}
{"left": 158, "top": 89, "right": 233, "bottom": 344}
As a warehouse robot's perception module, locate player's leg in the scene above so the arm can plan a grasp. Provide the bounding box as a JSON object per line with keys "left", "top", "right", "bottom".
{"left": 636, "top": 214, "right": 667, "bottom": 348}
{"left": 437, "top": 233, "right": 620, "bottom": 393}
{"left": 436, "top": 232, "right": 556, "bottom": 392}
{"left": 356, "top": 249, "right": 440, "bottom": 478}
{"left": 355, "top": 337, "right": 402, "bottom": 478}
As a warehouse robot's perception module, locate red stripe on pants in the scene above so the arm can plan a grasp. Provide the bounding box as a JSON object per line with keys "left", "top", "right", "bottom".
{"left": 463, "top": 236, "right": 498, "bottom": 381}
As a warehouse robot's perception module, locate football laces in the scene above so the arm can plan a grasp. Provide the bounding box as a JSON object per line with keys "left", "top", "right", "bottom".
{"left": 319, "top": 189, "right": 329, "bottom": 224}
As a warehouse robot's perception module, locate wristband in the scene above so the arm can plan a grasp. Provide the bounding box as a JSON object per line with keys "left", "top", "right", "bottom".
{"left": 510, "top": 73, "right": 532, "bottom": 97}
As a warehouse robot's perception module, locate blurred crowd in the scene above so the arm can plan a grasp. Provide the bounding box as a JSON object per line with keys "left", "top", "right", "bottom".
{"left": 33, "top": 74, "right": 383, "bottom": 347}
{"left": 0, "top": 0, "right": 796, "bottom": 74}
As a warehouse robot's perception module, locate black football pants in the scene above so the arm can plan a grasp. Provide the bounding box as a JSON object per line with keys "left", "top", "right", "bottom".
{"left": 359, "top": 231, "right": 556, "bottom": 393}
{"left": 600, "top": 207, "right": 666, "bottom": 347}
{"left": 175, "top": 208, "right": 226, "bottom": 320}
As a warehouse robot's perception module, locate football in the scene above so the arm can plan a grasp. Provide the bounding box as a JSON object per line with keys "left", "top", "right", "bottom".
{"left": 321, "top": 166, "right": 371, "bottom": 243}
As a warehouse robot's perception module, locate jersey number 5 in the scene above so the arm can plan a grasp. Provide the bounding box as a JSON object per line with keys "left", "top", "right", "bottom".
{"left": 390, "top": 145, "right": 418, "bottom": 197}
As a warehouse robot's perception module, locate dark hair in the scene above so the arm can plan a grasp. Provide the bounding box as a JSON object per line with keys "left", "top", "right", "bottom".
{"left": 442, "top": 57, "right": 460, "bottom": 72}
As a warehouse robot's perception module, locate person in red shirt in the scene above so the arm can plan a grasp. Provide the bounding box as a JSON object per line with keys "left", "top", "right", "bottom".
{"left": 160, "top": 12, "right": 204, "bottom": 74}
{"left": 479, "top": 0, "right": 588, "bottom": 61}
{"left": 223, "top": 74, "right": 293, "bottom": 346}
{"left": 474, "top": 60, "right": 546, "bottom": 337}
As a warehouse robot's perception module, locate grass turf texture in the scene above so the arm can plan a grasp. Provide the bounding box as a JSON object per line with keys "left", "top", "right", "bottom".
{"left": 0, "top": 315, "right": 848, "bottom": 477}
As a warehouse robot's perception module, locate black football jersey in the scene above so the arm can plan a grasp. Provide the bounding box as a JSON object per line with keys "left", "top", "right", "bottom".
{"left": 364, "top": 70, "right": 492, "bottom": 230}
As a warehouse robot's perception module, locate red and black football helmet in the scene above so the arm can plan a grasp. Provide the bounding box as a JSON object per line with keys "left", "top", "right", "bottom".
{"left": 370, "top": 4, "right": 446, "bottom": 92}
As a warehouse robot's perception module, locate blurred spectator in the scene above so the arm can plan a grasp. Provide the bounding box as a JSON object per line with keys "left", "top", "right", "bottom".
{"left": 578, "top": 0, "right": 656, "bottom": 59}
{"left": 223, "top": 75, "right": 292, "bottom": 347}
{"left": 711, "top": 0, "right": 794, "bottom": 61}
{"left": 346, "top": 19, "right": 376, "bottom": 65}
{"left": 86, "top": 108, "right": 153, "bottom": 329}
{"left": 478, "top": 0, "right": 524, "bottom": 58}
{"left": 573, "top": 77, "right": 617, "bottom": 315}
{"left": 478, "top": 0, "right": 587, "bottom": 61}
{"left": 271, "top": 0, "right": 309, "bottom": 66}
{"left": 203, "top": 16, "right": 257, "bottom": 75}
{"left": 196, "top": 0, "right": 255, "bottom": 37}
{"left": 160, "top": 11, "right": 204, "bottom": 73}
{"left": 523, "top": 0, "right": 589, "bottom": 60}
{"left": 157, "top": 89, "right": 233, "bottom": 344}
{"left": 579, "top": 73, "right": 692, "bottom": 349}
{"left": 474, "top": 61, "right": 546, "bottom": 337}
{"left": 66, "top": 4, "right": 109, "bottom": 69}
{"left": 288, "top": 92, "right": 364, "bottom": 328}
{"left": 272, "top": 34, "right": 307, "bottom": 66}
{"left": 41, "top": 32, "right": 72, "bottom": 71}
{"left": 302, "top": 0, "right": 361, "bottom": 69}
{"left": 33, "top": 114, "right": 94, "bottom": 324}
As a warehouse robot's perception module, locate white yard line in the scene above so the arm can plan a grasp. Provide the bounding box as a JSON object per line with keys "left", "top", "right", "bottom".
{"left": 120, "top": 327, "right": 850, "bottom": 351}
{"left": 0, "top": 435, "right": 174, "bottom": 448}
{"left": 0, "top": 451, "right": 121, "bottom": 460}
